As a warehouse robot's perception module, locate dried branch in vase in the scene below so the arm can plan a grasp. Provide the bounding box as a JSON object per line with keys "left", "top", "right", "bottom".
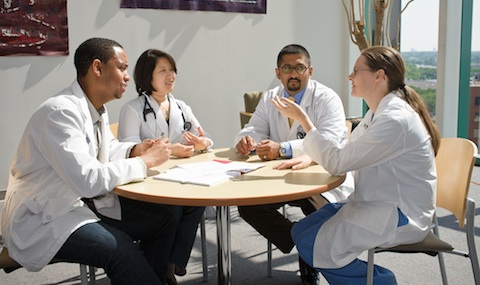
{"left": 342, "top": 0, "right": 415, "bottom": 52}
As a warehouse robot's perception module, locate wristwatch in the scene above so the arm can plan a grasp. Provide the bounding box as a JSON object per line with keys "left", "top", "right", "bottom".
{"left": 279, "top": 142, "right": 287, "bottom": 158}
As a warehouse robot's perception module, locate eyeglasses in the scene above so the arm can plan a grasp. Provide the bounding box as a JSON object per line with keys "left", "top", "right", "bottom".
{"left": 350, "top": 68, "right": 372, "bottom": 76}
{"left": 279, "top": 65, "right": 309, "bottom": 74}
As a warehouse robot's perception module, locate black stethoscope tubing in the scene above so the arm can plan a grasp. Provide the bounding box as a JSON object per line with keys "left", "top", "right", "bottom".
{"left": 143, "top": 94, "right": 191, "bottom": 131}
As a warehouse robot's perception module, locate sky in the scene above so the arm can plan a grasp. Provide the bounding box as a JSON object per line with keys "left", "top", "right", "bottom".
{"left": 400, "top": 0, "right": 479, "bottom": 52}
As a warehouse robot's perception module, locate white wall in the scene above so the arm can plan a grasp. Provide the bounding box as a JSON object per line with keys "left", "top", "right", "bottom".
{"left": 0, "top": 0, "right": 355, "bottom": 189}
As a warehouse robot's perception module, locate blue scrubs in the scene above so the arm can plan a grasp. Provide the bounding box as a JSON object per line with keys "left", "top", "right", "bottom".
{"left": 291, "top": 203, "right": 407, "bottom": 285}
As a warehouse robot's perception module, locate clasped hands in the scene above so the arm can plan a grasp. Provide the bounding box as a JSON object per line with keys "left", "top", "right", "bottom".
{"left": 177, "top": 126, "right": 210, "bottom": 157}
{"left": 133, "top": 127, "right": 210, "bottom": 168}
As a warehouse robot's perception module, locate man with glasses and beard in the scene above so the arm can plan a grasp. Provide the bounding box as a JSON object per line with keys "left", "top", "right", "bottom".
{"left": 234, "top": 44, "right": 353, "bottom": 285}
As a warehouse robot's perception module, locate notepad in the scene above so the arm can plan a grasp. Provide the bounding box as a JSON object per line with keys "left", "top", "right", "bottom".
{"left": 153, "top": 160, "right": 265, "bottom": 187}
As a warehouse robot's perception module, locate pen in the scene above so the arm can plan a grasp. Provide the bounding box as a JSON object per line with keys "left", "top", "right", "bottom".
{"left": 214, "top": 159, "right": 231, "bottom": 164}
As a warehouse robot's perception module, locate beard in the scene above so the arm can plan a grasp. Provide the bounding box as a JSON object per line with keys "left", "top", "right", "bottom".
{"left": 287, "top": 79, "right": 301, "bottom": 92}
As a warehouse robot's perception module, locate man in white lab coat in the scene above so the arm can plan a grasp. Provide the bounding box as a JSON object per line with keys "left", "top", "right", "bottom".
{"left": 1, "top": 38, "right": 176, "bottom": 285}
{"left": 234, "top": 44, "right": 353, "bottom": 285}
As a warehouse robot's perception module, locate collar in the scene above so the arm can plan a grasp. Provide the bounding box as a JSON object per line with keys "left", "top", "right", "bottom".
{"left": 283, "top": 86, "right": 307, "bottom": 103}
{"left": 86, "top": 98, "right": 105, "bottom": 125}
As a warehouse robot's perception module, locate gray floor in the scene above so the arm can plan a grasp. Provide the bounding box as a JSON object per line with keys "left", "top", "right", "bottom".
{"left": 3, "top": 166, "right": 480, "bottom": 285}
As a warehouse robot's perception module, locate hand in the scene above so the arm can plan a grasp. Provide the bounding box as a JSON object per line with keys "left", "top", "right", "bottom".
{"left": 171, "top": 143, "right": 195, "bottom": 158}
{"left": 139, "top": 138, "right": 172, "bottom": 168}
{"left": 183, "top": 127, "right": 210, "bottom": 151}
{"left": 256, "top": 140, "right": 280, "bottom": 161}
{"left": 273, "top": 154, "right": 313, "bottom": 170}
{"left": 235, "top": 135, "right": 257, "bottom": 157}
{"left": 271, "top": 96, "right": 306, "bottom": 121}
{"left": 130, "top": 139, "right": 157, "bottom": 157}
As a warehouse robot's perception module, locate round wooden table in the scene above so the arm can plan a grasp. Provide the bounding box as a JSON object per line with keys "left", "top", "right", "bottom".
{"left": 114, "top": 148, "right": 345, "bottom": 285}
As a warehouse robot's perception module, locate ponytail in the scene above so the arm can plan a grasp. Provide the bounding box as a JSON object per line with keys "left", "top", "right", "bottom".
{"left": 400, "top": 86, "right": 440, "bottom": 155}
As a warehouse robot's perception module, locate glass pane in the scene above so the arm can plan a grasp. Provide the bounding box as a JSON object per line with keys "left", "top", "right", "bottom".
{"left": 400, "top": 0, "right": 439, "bottom": 119}
{"left": 470, "top": 1, "right": 480, "bottom": 145}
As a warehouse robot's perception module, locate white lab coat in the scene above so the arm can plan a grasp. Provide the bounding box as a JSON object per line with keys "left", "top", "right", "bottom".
{"left": 303, "top": 92, "right": 436, "bottom": 268}
{"left": 118, "top": 94, "right": 213, "bottom": 147}
{"left": 0, "top": 80, "right": 147, "bottom": 271}
{"left": 234, "top": 79, "right": 353, "bottom": 202}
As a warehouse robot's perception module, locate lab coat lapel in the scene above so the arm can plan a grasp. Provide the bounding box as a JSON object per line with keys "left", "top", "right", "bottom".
{"left": 71, "top": 81, "right": 97, "bottom": 158}
{"left": 97, "top": 112, "right": 109, "bottom": 163}
{"left": 144, "top": 95, "right": 165, "bottom": 138}
{"left": 288, "top": 80, "right": 314, "bottom": 138}
{"left": 168, "top": 99, "right": 184, "bottom": 140}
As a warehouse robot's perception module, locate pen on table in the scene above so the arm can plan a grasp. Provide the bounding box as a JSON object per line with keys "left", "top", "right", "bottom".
{"left": 214, "top": 159, "right": 231, "bottom": 164}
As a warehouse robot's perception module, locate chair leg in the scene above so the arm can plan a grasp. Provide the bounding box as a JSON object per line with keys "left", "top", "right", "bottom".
{"left": 366, "top": 249, "right": 375, "bottom": 285}
{"left": 200, "top": 213, "right": 209, "bottom": 282}
{"left": 266, "top": 205, "right": 287, "bottom": 277}
{"left": 88, "top": 265, "right": 97, "bottom": 285}
{"left": 79, "top": 264, "right": 88, "bottom": 285}
{"left": 79, "top": 264, "right": 96, "bottom": 285}
{"left": 267, "top": 241, "right": 272, "bottom": 277}
{"left": 433, "top": 215, "right": 449, "bottom": 285}
{"left": 466, "top": 199, "right": 480, "bottom": 284}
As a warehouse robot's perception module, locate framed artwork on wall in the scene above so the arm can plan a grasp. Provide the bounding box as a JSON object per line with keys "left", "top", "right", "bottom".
{"left": 121, "top": 0, "right": 267, "bottom": 14}
{"left": 0, "top": 0, "right": 69, "bottom": 56}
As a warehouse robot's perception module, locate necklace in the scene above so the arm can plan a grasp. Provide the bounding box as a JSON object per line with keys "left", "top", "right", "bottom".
{"left": 160, "top": 97, "right": 170, "bottom": 117}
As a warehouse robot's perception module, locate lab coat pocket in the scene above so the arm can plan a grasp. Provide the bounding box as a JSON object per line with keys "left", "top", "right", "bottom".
{"left": 41, "top": 198, "right": 76, "bottom": 224}
{"left": 10, "top": 199, "right": 45, "bottom": 250}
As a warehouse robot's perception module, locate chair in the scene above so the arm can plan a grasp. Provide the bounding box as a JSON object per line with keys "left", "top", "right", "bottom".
{"left": 346, "top": 116, "right": 362, "bottom": 132}
{"left": 109, "top": 122, "right": 119, "bottom": 138}
{"left": 366, "top": 137, "right": 480, "bottom": 285}
{"left": 109, "top": 122, "right": 209, "bottom": 282}
{"left": 0, "top": 241, "right": 96, "bottom": 284}
{"left": 0, "top": 175, "right": 95, "bottom": 284}
{"left": 240, "top": 91, "right": 265, "bottom": 128}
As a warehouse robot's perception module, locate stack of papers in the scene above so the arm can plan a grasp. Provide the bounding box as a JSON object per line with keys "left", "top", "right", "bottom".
{"left": 153, "top": 160, "right": 265, "bottom": 187}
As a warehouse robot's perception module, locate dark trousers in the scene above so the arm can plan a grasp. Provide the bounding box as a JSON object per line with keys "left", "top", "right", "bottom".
{"left": 56, "top": 197, "right": 176, "bottom": 285}
{"left": 168, "top": 205, "right": 205, "bottom": 268}
{"left": 237, "top": 195, "right": 328, "bottom": 253}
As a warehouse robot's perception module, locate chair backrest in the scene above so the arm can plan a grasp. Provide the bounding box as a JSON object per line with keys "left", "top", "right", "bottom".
{"left": 435, "top": 137, "right": 478, "bottom": 227}
{"left": 109, "top": 123, "right": 118, "bottom": 139}
{"left": 345, "top": 120, "right": 353, "bottom": 138}
{"left": 240, "top": 91, "right": 265, "bottom": 128}
{"left": 346, "top": 116, "right": 362, "bottom": 132}
{"left": 244, "top": 91, "right": 265, "bottom": 113}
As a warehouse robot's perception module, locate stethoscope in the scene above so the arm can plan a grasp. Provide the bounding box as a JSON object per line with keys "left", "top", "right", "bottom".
{"left": 296, "top": 131, "right": 306, "bottom": 139}
{"left": 296, "top": 125, "right": 306, "bottom": 139}
{"left": 143, "top": 94, "right": 192, "bottom": 132}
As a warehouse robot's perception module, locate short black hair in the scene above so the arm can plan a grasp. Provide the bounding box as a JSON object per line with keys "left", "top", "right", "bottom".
{"left": 74, "top": 38, "right": 123, "bottom": 78}
{"left": 276, "top": 44, "right": 311, "bottom": 67}
{"left": 134, "top": 49, "right": 177, "bottom": 96}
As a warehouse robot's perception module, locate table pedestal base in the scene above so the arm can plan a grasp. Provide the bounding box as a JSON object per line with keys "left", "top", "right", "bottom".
{"left": 216, "top": 206, "right": 231, "bottom": 285}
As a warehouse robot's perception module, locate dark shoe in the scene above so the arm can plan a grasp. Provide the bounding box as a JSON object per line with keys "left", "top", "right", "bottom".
{"left": 299, "top": 257, "right": 320, "bottom": 285}
{"left": 166, "top": 275, "right": 178, "bottom": 285}
{"left": 174, "top": 265, "right": 187, "bottom": 276}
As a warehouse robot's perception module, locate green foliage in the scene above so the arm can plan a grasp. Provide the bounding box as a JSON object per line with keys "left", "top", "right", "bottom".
{"left": 411, "top": 86, "right": 437, "bottom": 116}
{"left": 405, "top": 64, "right": 436, "bottom": 80}
{"left": 400, "top": 51, "right": 480, "bottom": 118}
{"left": 402, "top": 51, "right": 438, "bottom": 66}
{"left": 403, "top": 51, "right": 480, "bottom": 78}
